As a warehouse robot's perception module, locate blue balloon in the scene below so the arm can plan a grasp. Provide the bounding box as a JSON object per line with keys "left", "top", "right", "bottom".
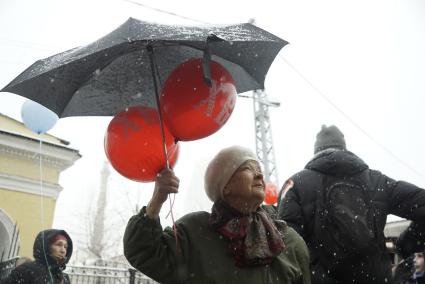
{"left": 21, "top": 100, "right": 59, "bottom": 134}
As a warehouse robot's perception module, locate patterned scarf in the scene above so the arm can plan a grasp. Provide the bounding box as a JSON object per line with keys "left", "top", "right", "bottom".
{"left": 209, "top": 200, "right": 285, "bottom": 267}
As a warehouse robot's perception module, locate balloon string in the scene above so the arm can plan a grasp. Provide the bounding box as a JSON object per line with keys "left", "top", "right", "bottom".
{"left": 168, "top": 194, "right": 179, "bottom": 253}
{"left": 39, "top": 140, "right": 45, "bottom": 230}
{"left": 165, "top": 192, "right": 176, "bottom": 218}
{"left": 39, "top": 139, "right": 54, "bottom": 283}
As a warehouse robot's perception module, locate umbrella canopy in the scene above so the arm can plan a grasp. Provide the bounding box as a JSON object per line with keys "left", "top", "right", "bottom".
{"left": 1, "top": 18, "right": 288, "bottom": 117}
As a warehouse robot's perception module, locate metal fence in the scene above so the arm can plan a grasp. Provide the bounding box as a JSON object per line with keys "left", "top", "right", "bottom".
{"left": 0, "top": 259, "right": 157, "bottom": 284}
{"left": 66, "top": 265, "right": 158, "bottom": 284}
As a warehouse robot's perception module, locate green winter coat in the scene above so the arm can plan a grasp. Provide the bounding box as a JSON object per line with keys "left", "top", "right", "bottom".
{"left": 123, "top": 206, "right": 311, "bottom": 284}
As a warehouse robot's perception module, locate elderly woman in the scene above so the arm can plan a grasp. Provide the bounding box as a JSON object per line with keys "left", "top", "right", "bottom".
{"left": 123, "top": 146, "right": 310, "bottom": 284}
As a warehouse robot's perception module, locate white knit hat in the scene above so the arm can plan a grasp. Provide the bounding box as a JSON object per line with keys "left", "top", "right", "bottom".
{"left": 204, "top": 145, "right": 258, "bottom": 202}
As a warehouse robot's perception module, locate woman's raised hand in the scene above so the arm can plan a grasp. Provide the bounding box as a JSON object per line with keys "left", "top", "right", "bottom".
{"left": 146, "top": 168, "right": 180, "bottom": 218}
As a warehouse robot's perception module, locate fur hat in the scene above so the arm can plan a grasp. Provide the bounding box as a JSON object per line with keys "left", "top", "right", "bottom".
{"left": 204, "top": 146, "right": 258, "bottom": 202}
{"left": 314, "top": 125, "right": 346, "bottom": 154}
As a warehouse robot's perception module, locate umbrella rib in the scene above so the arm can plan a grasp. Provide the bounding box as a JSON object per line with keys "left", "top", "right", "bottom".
{"left": 149, "top": 41, "right": 264, "bottom": 88}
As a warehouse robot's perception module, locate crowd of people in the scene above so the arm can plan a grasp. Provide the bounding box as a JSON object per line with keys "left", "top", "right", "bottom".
{"left": 2, "top": 125, "right": 425, "bottom": 283}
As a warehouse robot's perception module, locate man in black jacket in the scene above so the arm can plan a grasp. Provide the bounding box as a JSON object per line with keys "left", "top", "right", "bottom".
{"left": 278, "top": 125, "right": 425, "bottom": 284}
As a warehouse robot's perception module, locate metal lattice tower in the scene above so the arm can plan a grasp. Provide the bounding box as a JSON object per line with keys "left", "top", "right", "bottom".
{"left": 252, "top": 89, "right": 280, "bottom": 186}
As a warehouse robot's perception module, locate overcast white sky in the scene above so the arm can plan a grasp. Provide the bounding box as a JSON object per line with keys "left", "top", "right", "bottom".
{"left": 1, "top": 0, "right": 425, "bottom": 259}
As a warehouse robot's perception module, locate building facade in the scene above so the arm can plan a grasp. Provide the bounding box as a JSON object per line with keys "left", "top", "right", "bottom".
{"left": 0, "top": 114, "right": 80, "bottom": 259}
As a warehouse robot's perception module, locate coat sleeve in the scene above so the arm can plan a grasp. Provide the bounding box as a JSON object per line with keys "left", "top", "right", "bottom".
{"left": 385, "top": 177, "right": 425, "bottom": 258}
{"left": 387, "top": 179, "right": 425, "bottom": 220}
{"left": 278, "top": 179, "right": 306, "bottom": 238}
{"left": 285, "top": 226, "right": 311, "bottom": 284}
{"left": 123, "top": 206, "right": 189, "bottom": 284}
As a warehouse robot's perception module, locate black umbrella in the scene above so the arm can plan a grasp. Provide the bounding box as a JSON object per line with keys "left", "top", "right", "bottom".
{"left": 1, "top": 17, "right": 288, "bottom": 118}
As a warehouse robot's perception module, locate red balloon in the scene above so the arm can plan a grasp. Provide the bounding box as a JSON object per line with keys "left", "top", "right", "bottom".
{"left": 264, "top": 183, "right": 278, "bottom": 205}
{"left": 161, "top": 58, "right": 237, "bottom": 141}
{"left": 104, "top": 106, "right": 179, "bottom": 182}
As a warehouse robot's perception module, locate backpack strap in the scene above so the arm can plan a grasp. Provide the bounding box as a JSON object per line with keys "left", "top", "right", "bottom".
{"left": 354, "top": 171, "right": 387, "bottom": 252}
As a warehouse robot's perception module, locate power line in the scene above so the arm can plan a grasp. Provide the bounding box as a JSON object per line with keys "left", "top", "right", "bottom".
{"left": 0, "top": 59, "right": 28, "bottom": 65}
{"left": 121, "top": 0, "right": 211, "bottom": 25}
{"left": 0, "top": 38, "right": 65, "bottom": 52}
{"left": 280, "top": 54, "right": 425, "bottom": 181}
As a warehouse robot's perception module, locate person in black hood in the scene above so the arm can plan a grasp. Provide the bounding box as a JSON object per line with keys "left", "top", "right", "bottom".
{"left": 1, "top": 229, "right": 73, "bottom": 284}
{"left": 277, "top": 125, "right": 425, "bottom": 284}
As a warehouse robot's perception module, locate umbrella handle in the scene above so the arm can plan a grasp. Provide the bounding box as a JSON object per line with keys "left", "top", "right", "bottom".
{"left": 147, "top": 45, "right": 170, "bottom": 169}
{"left": 148, "top": 45, "right": 182, "bottom": 255}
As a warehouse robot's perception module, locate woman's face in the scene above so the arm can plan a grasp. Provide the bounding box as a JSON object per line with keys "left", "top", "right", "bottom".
{"left": 50, "top": 238, "right": 68, "bottom": 262}
{"left": 414, "top": 252, "right": 425, "bottom": 273}
{"left": 223, "top": 160, "right": 265, "bottom": 213}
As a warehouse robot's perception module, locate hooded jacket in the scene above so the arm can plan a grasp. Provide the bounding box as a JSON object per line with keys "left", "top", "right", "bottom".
{"left": 278, "top": 149, "right": 425, "bottom": 284}
{"left": 1, "top": 229, "right": 73, "bottom": 284}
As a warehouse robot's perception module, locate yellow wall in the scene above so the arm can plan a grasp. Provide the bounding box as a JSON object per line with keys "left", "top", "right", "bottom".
{"left": 0, "top": 114, "right": 63, "bottom": 146}
{"left": 0, "top": 156, "right": 58, "bottom": 184}
{"left": 0, "top": 188, "right": 56, "bottom": 258}
{"left": 0, "top": 143, "right": 58, "bottom": 258}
